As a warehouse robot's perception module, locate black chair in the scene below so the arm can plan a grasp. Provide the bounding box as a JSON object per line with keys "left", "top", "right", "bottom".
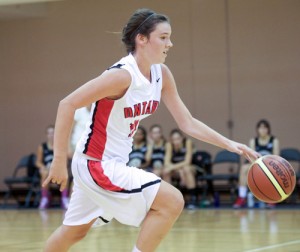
{"left": 280, "top": 148, "right": 300, "bottom": 202}
{"left": 193, "top": 151, "right": 214, "bottom": 202}
{"left": 199, "top": 150, "right": 240, "bottom": 203}
{"left": 3, "top": 154, "right": 40, "bottom": 208}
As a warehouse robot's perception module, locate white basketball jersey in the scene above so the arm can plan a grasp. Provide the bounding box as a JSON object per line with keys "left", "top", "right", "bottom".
{"left": 76, "top": 54, "right": 162, "bottom": 163}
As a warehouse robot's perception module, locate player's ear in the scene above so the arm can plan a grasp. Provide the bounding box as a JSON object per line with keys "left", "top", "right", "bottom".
{"left": 136, "top": 34, "right": 148, "bottom": 47}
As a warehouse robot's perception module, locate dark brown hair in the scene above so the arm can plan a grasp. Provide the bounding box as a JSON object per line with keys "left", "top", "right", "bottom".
{"left": 137, "top": 125, "right": 147, "bottom": 143}
{"left": 170, "top": 128, "right": 184, "bottom": 137}
{"left": 256, "top": 119, "right": 271, "bottom": 135}
{"left": 122, "top": 9, "right": 170, "bottom": 53}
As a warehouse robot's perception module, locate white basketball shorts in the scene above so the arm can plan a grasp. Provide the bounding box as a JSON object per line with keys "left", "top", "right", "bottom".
{"left": 63, "top": 154, "right": 161, "bottom": 227}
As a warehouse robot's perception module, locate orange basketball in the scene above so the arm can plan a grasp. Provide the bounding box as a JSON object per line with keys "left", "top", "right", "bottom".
{"left": 247, "top": 155, "right": 296, "bottom": 203}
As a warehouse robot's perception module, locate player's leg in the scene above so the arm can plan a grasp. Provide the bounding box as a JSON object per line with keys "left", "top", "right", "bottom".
{"left": 60, "top": 180, "right": 69, "bottom": 209}
{"left": 152, "top": 167, "right": 163, "bottom": 177}
{"left": 135, "top": 181, "right": 184, "bottom": 252}
{"left": 182, "top": 165, "right": 197, "bottom": 207}
{"left": 39, "top": 169, "right": 50, "bottom": 209}
{"left": 44, "top": 219, "right": 96, "bottom": 252}
{"left": 233, "top": 164, "right": 250, "bottom": 208}
{"left": 183, "top": 165, "right": 196, "bottom": 189}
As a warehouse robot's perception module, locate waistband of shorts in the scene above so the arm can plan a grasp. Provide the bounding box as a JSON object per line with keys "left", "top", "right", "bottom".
{"left": 74, "top": 151, "right": 102, "bottom": 162}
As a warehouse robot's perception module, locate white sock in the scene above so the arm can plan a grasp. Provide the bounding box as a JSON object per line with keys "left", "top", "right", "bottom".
{"left": 132, "top": 245, "right": 141, "bottom": 252}
{"left": 239, "top": 186, "right": 247, "bottom": 198}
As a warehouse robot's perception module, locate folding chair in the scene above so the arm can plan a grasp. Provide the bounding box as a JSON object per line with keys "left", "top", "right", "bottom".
{"left": 280, "top": 148, "right": 300, "bottom": 202}
{"left": 199, "top": 150, "right": 240, "bottom": 204}
{"left": 3, "top": 154, "right": 40, "bottom": 208}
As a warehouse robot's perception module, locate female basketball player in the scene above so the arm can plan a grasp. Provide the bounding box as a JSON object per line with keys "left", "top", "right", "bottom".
{"left": 43, "top": 8, "right": 260, "bottom": 252}
{"left": 233, "top": 119, "right": 279, "bottom": 208}
{"left": 128, "top": 126, "right": 151, "bottom": 169}
{"left": 35, "top": 125, "right": 69, "bottom": 210}
{"left": 148, "top": 124, "right": 166, "bottom": 176}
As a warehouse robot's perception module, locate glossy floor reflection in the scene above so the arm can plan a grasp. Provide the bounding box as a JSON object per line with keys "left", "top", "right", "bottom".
{"left": 0, "top": 209, "right": 299, "bottom": 252}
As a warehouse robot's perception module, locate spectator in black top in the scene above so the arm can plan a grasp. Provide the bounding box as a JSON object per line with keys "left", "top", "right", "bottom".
{"left": 148, "top": 125, "right": 166, "bottom": 176}
{"left": 164, "top": 129, "right": 197, "bottom": 208}
{"left": 128, "top": 126, "right": 151, "bottom": 169}
{"left": 233, "top": 119, "right": 280, "bottom": 208}
{"left": 36, "top": 125, "right": 69, "bottom": 210}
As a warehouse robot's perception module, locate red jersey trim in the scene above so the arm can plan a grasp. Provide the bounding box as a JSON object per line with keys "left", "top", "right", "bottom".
{"left": 83, "top": 99, "right": 114, "bottom": 159}
{"left": 87, "top": 160, "right": 125, "bottom": 191}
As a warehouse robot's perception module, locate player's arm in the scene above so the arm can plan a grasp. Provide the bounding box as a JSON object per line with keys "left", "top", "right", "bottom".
{"left": 43, "top": 69, "right": 131, "bottom": 190}
{"left": 164, "top": 142, "right": 173, "bottom": 168}
{"left": 166, "top": 139, "right": 193, "bottom": 172}
{"left": 249, "top": 138, "right": 255, "bottom": 150}
{"left": 140, "top": 144, "right": 153, "bottom": 169}
{"left": 36, "top": 145, "right": 46, "bottom": 171}
{"left": 161, "top": 65, "right": 260, "bottom": 162}
{"left": 273, "top": 138, "right": 280, "bottom": 156}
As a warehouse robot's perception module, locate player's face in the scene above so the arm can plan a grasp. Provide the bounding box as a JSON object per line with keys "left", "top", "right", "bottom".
{"left": 151, "top": 127, "right": 162, "bottom": 142}
{"left": 133, "top": 128, "right": 145, "bottom": 143}
{"left": 257, "top": 124, "right": 269, "bottom": 138}
{"left": 171, "top": 132, "right": 183, "bottom": 148}
{"left": 142, "top": 22, "right": 173, "bottom": 64}
{"left": 46, "top": 127, "right": 54, "bottom": 142}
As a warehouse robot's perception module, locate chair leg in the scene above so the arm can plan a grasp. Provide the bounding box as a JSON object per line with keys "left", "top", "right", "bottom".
{"left": 25, "top": 189, "right": 33, "bottom": 208}
{"left": 33, "top": 188, "right": 41, "bottom": 207}
{"left": 2, "top": 190, "right": 11, "bottom": 208}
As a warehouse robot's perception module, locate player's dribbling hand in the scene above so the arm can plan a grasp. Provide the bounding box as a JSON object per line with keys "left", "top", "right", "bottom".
{"left": 42, "top": 159, "right": 68, "bottom": 191}
{"left": 227, "top": 140, "right": 261, "bottom": 163}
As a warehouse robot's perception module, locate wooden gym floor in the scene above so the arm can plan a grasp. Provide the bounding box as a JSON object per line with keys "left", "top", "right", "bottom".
{"left": 0, "top": 209, "right": 299, "bottom": 252}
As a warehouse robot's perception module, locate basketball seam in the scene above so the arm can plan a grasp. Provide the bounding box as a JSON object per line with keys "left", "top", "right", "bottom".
{"left": 262, "top": 160, "right": 291, "bottom": 194}
{"left": 251, "top": 167, "right": 278, "bottom": 202}
{"left": 261, "top": 159, "right": 284, "bottom": 196}
{"left": 277, "top": 159, "right": 293, "bottom": 190}
{"left": 261, "top": 159, "right": 287, "bottom": 198}
{"left": 257, "top": 158, "right": 288, "bottom": 201}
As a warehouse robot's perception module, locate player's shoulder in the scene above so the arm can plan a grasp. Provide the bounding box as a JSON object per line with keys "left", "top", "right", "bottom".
{"left": 100, "top": 68, "right": 131, "bottom": 88}
{"left": 249, "top": 138, "right": 255, "bottom": 146}
{"left": 161, "top": 64, "right": 175, "bottom": 88}
{"left": 161, "top": 64, "right": 172, "bottom": 77}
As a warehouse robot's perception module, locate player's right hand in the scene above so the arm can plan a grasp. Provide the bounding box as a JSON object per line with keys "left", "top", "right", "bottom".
{"left": 227, "top": 140, "right": 261, "bottom": 163}
{"left": 42, "top": 159, "right": 68, "bottom": 191}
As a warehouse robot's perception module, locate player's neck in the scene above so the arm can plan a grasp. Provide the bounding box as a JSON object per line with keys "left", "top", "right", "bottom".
{"left": 47, "top": 141, "right": 53, "bottom": 149}
{"left": 154, "top": 139, "right": 164, "bottom": 147}
{"left": 259, "top": 135, "right": 270, "bottom": 141}
{"left": 132, "top": 52, "right": 152, "bottom": 82}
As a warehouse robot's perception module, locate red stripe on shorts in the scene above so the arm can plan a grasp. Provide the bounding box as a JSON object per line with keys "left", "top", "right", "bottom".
{"left": 87, "top": 160, "right": 125, "bottom": 192}
{"left": 83, "top": 99, "right": 114, "bottom": 159}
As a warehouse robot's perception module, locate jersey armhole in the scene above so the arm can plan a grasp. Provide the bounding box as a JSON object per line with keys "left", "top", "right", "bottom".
{"left": 105, "top": 67, "right": 134, "bottom": 101}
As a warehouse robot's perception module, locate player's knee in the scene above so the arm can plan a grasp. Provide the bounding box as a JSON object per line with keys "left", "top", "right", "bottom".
{"left": 61, "top": 226, "right": 88, "bottom": 243}
{"left": 166, "top": 188, "right": 184, "bottom": 217}
{"left": 183, "top": 165, "right": 194, "bottom": 175}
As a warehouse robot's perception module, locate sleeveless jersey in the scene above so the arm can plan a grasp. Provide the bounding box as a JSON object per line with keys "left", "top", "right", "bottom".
{"left": 77, "top": 54, "right": 162, "bottom": 163}
{"left": 255, "top": 136, "right": 274, "bottom": 156}
{"left": 171, "top": 139, "right": 187, "bottom": 164}
{"left": 128, "top": 143, "right": 148, "bottom": 167}
{"left": 42, "top": 142, "right": 53, "bottom": 167}
{"left": 151, "top": 143, "right": 165, "bottom": 168}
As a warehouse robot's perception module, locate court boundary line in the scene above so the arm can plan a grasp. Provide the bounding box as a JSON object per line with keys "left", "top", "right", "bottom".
{"left": 244, "top": 240, "right": 300, "bottom": 252}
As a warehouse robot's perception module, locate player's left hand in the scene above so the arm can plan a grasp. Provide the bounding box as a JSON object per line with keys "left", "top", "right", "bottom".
{"left": 227, "top": 140, "right": 261, "bottom": 163}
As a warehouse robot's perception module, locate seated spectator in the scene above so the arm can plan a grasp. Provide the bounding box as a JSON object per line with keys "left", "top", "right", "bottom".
{"left": 148, "top": 124, "right": 166, "bottom": 176}
{"left": 128, "top": 126, "right": 151, "bottom": 169}
{"left": 164, "top": 129, "right": 197, "bottom": 209}
{"left": 233, "top": 119, "right": 280, "bottom": 208}
{"left": 36, "top": 125, "right": 69, "bottom": 210}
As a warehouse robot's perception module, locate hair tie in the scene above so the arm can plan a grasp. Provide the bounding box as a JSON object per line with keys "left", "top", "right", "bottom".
{"left": 132, "top": 13, "right": 156, "bottom": 38}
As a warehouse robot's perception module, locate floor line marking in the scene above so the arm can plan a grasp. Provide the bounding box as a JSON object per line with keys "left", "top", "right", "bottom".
{"left": 244, "top": 240, "right": 300, "bottom": 252}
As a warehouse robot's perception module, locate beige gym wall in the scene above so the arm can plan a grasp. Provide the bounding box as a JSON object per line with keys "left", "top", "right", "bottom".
{"left": 0, "top": 0, "right": 299, "bottom": 190}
